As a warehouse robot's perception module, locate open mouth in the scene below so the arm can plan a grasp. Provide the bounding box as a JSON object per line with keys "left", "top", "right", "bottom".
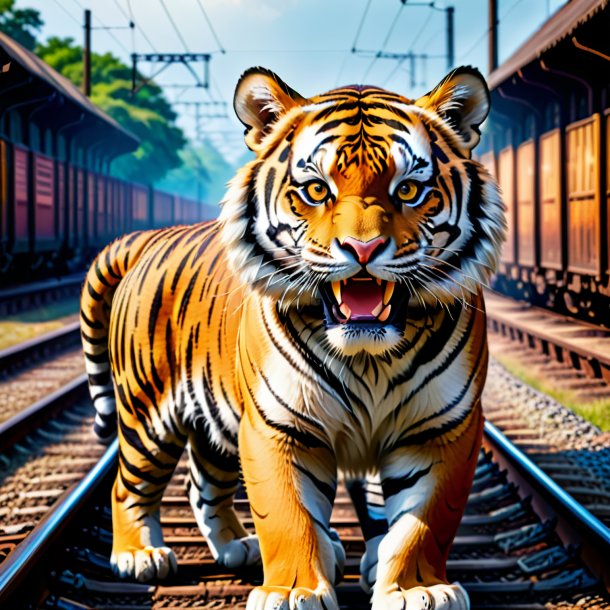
{"left": 320, "top": 272, "right": 408, "bottom": 328}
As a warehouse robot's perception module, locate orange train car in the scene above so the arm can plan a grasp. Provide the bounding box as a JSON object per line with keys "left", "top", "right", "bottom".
{"left": 477, "top": 0, "right": 609, "bottom": 323}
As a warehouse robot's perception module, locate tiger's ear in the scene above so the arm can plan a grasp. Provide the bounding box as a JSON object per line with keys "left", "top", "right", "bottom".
{"left": 234, "top": 67, "right": 306, "bottom": 150}
{"left": 415, "top": 66, "right": 490, "bottom": 154}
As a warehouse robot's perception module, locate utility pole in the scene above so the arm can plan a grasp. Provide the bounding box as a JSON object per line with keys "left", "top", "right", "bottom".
{"left": 83, "top": 9, "right": 92, "bottom": 96}
{"left": 488, "top": 0, "right": 498, "bottom": 74}
{"left": 446, "top": 6, "right": 454, "bottom": 70}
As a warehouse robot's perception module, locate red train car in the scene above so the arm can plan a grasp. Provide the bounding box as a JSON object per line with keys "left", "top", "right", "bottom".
{"left": 0, "top": 31, "right": 219, "bottom": 282}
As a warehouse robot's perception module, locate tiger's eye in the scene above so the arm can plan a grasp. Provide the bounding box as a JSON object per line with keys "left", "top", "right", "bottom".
{"left": 395, "top": 180, "right": 419, "bottom": 203}
{"left": 304, "top": 181, "right": 330, "bottom": 205}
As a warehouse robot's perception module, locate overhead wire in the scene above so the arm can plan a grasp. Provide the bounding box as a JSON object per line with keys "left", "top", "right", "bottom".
{"left": 193, "top": 0, "right": 225, "bottom": 54}
{"left": 51, "top": 0, "right": 82, "bottom": 27}
{"left": 126, "top": 0, "right": 158, "bottom": 52}
{"left": 458, "top": 0, "right": 524, "bottom": 61}
{"left": 361, "top": 0, "right": 406, "bottom": 82}
{"left": 382, "top": 4, "right": 435, "bottom": 88}
{"left": 67, "top": 0, "right": 131, "bottom": 54}
{"left": 335, "top": 0, "right": 372, "bottom": 86}
{"left": 158, "top": 0, "right": 191, "bottom": 52}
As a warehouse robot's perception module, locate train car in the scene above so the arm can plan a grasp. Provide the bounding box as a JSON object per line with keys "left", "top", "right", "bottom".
{"left": 0, "top": 32, "right": 138, "bottom": 279}
{"left": 0, "top": 32, "right": 219, "bottom": 284}
{"left": 478, "top": 0, "right": 609, "bottom": 323}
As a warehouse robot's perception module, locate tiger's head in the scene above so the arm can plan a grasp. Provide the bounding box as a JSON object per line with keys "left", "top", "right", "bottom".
{"left": 220, "top": 67, "right": 505, "bottom": 357}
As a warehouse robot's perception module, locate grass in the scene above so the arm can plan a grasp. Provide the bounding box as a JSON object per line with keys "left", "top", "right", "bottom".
{"left": 493, "top": 353, "right": 610, "bottom": 432}
{"left": 0, "top": 298, "right": 79, "bottom": 351}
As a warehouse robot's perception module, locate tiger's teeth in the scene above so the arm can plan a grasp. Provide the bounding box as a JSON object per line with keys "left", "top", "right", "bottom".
{"left": 378, "top": 304, "right": 392, "bottom": 322}
{"left": 342, "top": 279, "right": 347, "bottom": 286}
{"left": 383, "top": 281, "right": 395, "bottom": 305}
{"left": 372, "top": 301, "right": 384, "bottom": 317}
{"left": 339, "top": 303, "right": 352, "bottom": 319}
{"left": 331, "top": 281, "right": 342, "bottom": 304}
{"left": 376, "top": 278, "right": 382, "bottom": 286}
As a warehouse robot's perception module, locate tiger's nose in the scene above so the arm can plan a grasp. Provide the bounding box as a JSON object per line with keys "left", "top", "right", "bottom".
{"left": 340, "top": 236, "right": 388, "bottom": 264}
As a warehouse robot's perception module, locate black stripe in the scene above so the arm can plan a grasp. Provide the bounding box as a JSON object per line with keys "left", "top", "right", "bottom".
{"left": 293, "top": 462, "right": 336, "bottom": 507}
{"left": 94, "top": 260, "right": 111, "bottom": 287}
{"left": 84, "top": 350, "right": 108, "bottom": 364}
{"left": 118, "top": 416, "right": 174, "bottom": 470}
{"left": 148, "top": 270, "right": 167, "bottom": 343}
{"left": 258, "top": 367, "right": 326, "bottom": 434}
{"left": 81, "top": 330, "right": 107, "bottom": 346}
{"left": 382, "top": 463, "right": 433, "bottom": 501}
{"left": 88, "top": 372, "right": 111, "bottom": 386}
{"left": 391, "top": 307, "right": 476, "bottom": 415}
{"left": 399, "top": 326, "right": 485, "bottom": 439}
{"left": 81, "top": 309, "right": 103, "bottom": 329}
{"left": 119, "top": 447, "right": 174, "bottom": 485}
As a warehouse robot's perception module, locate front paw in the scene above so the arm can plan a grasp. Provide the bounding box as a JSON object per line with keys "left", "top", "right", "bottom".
{"left": 215, "top": 534, "right": 261, "bottom": 568}
{"left": 111, "top": 546, "right": 177, "bottom": 582}
{"left": 372, "top": 582, "right": 469, "bottom": 610}
{"left": 246, "top": 585, "right": 338, "bottom": 610}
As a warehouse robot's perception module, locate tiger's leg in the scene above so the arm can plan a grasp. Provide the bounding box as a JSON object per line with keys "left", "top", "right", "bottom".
{"left": 240, "top": 407, "right": 345, "bottom": 610}
{"left": 111, "top": 407, "right": 186, "bottom": 582}
{"left": 371, "top": 406, "right": 483, "bottom": 610}
{"left": 346, "top": 475, "right": 388, "bottom": 593}
{"left": 187, "top": 433, "right": 260, "bottom": 568}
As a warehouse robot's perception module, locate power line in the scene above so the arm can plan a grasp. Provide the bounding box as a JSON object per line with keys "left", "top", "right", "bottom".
{"left": 458, "top": 0, "right": 524, "bottom": 61}
{"left": 51, "top": 0, "right": 82, "bottom": 27}
{"left": 158, "top": 0, "right": 191, "bottom": 52}
{"left": 381, "top": 3, "right": 434, "bottom": 86}
{"left": 361, "top": 1, "right": 406, "bottom": 82}
{"left": 67, "top": 0, "right": 131, "bottom": 54}
{"left": 335, "top": 0, "right": 372, "bottom": 86}
{"left": 126, "top": 0, "right": 158, "bottom": 52}
{"left": 408, "top": 7, "right": 435, "bottom": 50}
{"left": 112, "top": 0, "right": 130, "bottom": 21}
{"left": 193, "top": 0, "right": 225, "bottom": 54}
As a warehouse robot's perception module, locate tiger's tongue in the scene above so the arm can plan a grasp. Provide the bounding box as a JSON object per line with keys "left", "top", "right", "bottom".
{"left": 342, "top": 280, "right": 383, "bottom": 319}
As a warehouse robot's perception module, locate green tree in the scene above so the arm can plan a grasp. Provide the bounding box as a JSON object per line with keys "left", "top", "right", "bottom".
{"left": 36, "top": 37, "right": 186, "bottom": 184}
{"left": 0, "top": 0, "right": 42, "bottom": 51}
{"left": 157, "top": 139, "right": 237, "bottom": 206}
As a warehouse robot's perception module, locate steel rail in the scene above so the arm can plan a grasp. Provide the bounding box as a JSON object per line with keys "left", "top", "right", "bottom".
{"left": 0, "top": 373, "right": 88, "bottom": 453}
{"left": 484, "top": 421, "right": 610, "bottom": 547}
{"left": 0, "top": 274, "right": 84, "bottom": 305}
{"left": 0, "top": 321, "right": 81, "bottom": 371}
{"left": 484, "top": 421, "right": 610, "bottom": 585}
{"left": 0, "top": 439, "right": 118, "bottom": 605}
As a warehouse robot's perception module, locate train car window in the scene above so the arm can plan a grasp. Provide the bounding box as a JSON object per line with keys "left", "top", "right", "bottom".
{"left": 566, "top": 114, "right": 601, "bottom": 274}
{"left": 57, "top": 136, "right": 66, "bottom": 162}
{"left": 9, "top": 112, "right": 23, "bottom": 145}
{"left": 34, "top": 153, "right": 55, "bottom": 241}
{"left": 44, "top": 129, "right": 53, "bottom": 157}
{"left": 539, "top": 129, "right": 562, "bottom": 270}
{"left": 30, "top": 123, "right": 41, "bottom": 153}
{"left": 498, "top": 146, "right": 515, "bottom": 265}
{"left": 14, "top": 146, "right": 29, "bottom": 242}
{"left": 516, "top": 140, "right": 536, "bottom": 267}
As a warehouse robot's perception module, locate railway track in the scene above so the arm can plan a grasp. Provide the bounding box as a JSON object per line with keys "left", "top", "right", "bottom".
{"left": 0, "top": 376, "right": 103, "bottom": 572}
{"left": 0, "top": 274, "right": 84, "bottom": 318}
{"left": 0, "top": 416, "right": 608, "bottom": 609}
{"left": 0, "top": 290, "right": 609, "bottom": 607}
{"left": 485, "top": 291, "right": 610, "bottom": 531}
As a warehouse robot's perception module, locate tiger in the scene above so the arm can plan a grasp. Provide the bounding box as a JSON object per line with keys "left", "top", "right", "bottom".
{"left": 80, "top": 65, "right": 505, "bottom": 610}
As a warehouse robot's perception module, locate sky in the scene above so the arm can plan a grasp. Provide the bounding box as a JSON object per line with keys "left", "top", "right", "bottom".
{"left": 16, "top": 0, "right": 568, "bottom": 163}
